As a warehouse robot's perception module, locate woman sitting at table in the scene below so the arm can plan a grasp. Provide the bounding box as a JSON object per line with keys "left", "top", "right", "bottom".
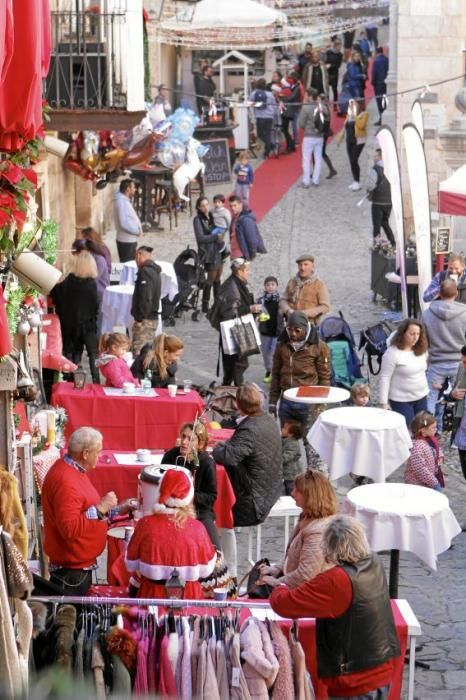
{"left": 259, "top": 470, "right": 338, "bottom": 590}
{"left": 96, "top": 332, "right": 139, "bottom": 388}
{"left": 125, "top": 467, "right": 216, "bottom": 599}
{"left": 131, "top": 333, "right": 184, "bottom": 387}
{"left": 378, "top": 318, "right": 429, "bottom": 424}
{"left": 162, "top": 421, "right": 220, "bottom": 548}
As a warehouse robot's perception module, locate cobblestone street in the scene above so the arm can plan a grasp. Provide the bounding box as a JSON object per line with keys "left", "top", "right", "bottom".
{"left": 102, "top": 98, "right": 466, "bottom": 698}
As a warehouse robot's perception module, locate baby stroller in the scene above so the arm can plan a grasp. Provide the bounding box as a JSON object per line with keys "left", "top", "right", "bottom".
{"left": 169, "top": 247, "right": 205, "bottom": 323}
{"left": 320, "top": 312, "right": 363, "bottom": 389}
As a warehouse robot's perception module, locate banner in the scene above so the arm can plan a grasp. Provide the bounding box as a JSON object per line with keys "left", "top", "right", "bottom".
{"left": 411, "top": 100, "right": 424, "bottom": 142}
{"left": 376, "top": 126, "right": 408, "bottom": 317}
{"left": 402, "top": 123, "right": 432, "bottom": 313}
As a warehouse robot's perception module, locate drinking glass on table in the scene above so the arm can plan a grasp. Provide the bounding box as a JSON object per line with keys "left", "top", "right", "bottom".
{"left": 183, "top": 379, "right": 193, "bottom": 394}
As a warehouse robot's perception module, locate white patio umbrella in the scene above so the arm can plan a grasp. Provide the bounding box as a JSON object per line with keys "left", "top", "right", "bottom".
{"left": 161, "top": 0, "right": 287, "bottom": 30}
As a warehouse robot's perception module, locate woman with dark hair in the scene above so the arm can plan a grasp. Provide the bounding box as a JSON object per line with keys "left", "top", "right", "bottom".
{"left": 81, "top": 227, "right": 112, "bottom": 271}
{"left": 379, "top": 318, "right": 429, "bottom": 424}
{"left": 193, "top": 196, "right": 224, "bottom": 313}
{"left": 162, "top": 421, "right": 219, "bottom": 548}
{"left": 280, "top": 72, "right": 302, "bottom": 154}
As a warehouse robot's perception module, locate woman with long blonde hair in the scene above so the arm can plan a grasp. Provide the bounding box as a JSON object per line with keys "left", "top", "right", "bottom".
{"left": 50, "top": 250, "right": 100, "bottom": 382}
{"left": 131, "top": 333, "right": 184, "bottom": 387}
{"left": 126, "top": 467, "right": 216, "bottom": 600}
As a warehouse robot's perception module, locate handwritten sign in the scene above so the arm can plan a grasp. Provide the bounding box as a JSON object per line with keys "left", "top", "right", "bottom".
{"left": 201, "top": 138, "right": 231, "bottom": 184}
{"left": 0, "top": 357, "right": 17, "bottom": 390}
{"left": 435, "top": 227, "right": 451, "bottom": 255}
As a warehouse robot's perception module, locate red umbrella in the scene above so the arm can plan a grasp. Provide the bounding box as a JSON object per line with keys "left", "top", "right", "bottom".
{"left": 0, "top": 0, "right": 14, "bottom": 85}
{"left": 0, "top": 0, "right": 51, "bottom": 152}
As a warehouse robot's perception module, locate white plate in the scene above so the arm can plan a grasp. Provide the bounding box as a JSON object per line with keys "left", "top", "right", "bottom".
{"left": 283, "top": 386, "right": 350, "bottom": 405}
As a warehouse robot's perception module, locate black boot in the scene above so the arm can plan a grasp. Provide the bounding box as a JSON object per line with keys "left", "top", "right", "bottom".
{"left": 213, "top": 281, "right": 221, "bottom": 301}
{"left": 202, "top": 284, "right": 212, "bottom": 313}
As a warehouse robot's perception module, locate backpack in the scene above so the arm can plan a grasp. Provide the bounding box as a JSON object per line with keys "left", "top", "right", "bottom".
{"left": 358, "top": 321, "right": 392, "bottom": 375}
{"left": 254, "top": 89, "right": 268, "bottom": 110}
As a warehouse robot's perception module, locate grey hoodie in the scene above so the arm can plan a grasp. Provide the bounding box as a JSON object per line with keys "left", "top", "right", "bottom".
{"left": 422, "top": 300, "right": 466, "bottom": 363}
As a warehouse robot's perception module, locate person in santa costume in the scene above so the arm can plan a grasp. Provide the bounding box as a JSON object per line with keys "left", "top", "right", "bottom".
{"left": 125, "top": 467, "right": 216, "bottom": 599}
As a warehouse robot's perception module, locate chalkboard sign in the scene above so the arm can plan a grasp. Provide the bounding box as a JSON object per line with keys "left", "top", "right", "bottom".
{"left": 435, "top": 227, "right": 451, "bottom": 254}
{"left": 201, "top": 138, "right": 231, "bottom": 184}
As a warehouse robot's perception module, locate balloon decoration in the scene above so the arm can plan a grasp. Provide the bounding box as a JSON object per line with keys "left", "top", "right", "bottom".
{"left": 64, "top": 105, "right": 209, "bottom": 192}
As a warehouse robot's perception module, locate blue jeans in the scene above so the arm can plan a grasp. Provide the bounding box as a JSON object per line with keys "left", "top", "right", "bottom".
{"left": 260, "top": 335, "right": 277, "bottom": 373}
{"left": 427, "top": 361, "right": 459, "bottom": 430}
{"left": 389, "top": 396, "right": 428, "bottom": 426}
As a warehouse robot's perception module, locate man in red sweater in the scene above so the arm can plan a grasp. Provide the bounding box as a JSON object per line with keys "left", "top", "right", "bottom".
{"left": 42, "top": 426, "right": 132, "bottom": 595}
{"left": 270, "top": 515, "right": 401, "bottom": 699}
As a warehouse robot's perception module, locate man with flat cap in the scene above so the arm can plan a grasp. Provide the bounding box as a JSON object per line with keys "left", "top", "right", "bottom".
{"left": 279, "top": 254, "right": 330, "bottom": 324}
{"left": 131, "top": 246, "right": 162, "bottom": 355}
{"left": 269, "top": 309, "right": 331, "bottom": 467}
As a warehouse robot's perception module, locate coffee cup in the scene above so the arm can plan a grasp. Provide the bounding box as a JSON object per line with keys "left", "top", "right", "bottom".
{"left": 168, "top": 384, "right": 177, "bottom": 398}
{"left": 123, "top": 382, "right": 136, "bottom": 394}
{"left": 136, "top": 448, "right": 151, "bottom": 462}
{"left": 213, "top": 587, "right": 228, "bottom": 601}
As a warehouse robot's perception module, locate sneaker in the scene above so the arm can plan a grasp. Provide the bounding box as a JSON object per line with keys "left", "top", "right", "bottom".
{"left": 348, "top": 182, "right": 357, "bottom": 190}
{"left": 350, "top": 182, "right": 362, "bottom": 191}
{"left": 264, "top": 372, "right": 272, "bottom": 384}
{"left": 300, "top": 182, "right": 311, "bottom": 189}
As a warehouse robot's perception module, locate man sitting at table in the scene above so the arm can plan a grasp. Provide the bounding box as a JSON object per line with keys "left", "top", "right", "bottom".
{"left": 131, "top": 245, "right": 162, "bottom": 356}
{"left": 41, "top": 427, "right": 135, "bottom": 595}
{"left": 270, "top": 515, "right": 401, "bottom": 700}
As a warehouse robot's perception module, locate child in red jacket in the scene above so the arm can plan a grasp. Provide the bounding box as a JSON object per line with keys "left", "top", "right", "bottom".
{"left": 96, "top": 332, "right": 139, "bottom": 388}
{"left": 404, "top": 411, "right": 444, "bottom": 490}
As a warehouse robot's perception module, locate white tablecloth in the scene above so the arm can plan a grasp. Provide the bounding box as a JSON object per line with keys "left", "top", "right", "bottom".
{"left": 345, "top": 483, "right": 461, "bottom": 570}
{"left": 120, "top": 260, "right": 178, "bottom": 301}
{"left": 307, "top": 406, "right": 412, "bottom": 482}
{"left": 101, "top": 284, "right": 139, "bottom": 334}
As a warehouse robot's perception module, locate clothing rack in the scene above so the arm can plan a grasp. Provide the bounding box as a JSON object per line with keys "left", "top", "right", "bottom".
{"left": 29, "top": 596, "right": 274, "bottom": 609}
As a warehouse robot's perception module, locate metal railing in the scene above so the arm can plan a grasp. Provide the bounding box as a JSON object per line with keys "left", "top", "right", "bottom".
{"left": 44, "top": 10, "right": 127, "bottom": 110}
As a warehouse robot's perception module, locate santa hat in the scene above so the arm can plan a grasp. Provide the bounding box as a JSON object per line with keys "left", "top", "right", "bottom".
{"left": 156, "top": 467, "right": 194, "bottom": 510}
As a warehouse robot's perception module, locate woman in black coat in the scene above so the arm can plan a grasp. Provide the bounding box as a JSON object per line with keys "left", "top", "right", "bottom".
{"left": 162, "top": 421, "right": 220, "bottom": 548}
{"left": 50, "top": 250, "right": 100, "bottom": 383}
{"left": 193, "top": 196, "right": 224, "bottom": 313}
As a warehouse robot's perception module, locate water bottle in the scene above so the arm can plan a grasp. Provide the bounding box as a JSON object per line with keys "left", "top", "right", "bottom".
{"left": 142, "top": 369, "right": 152, "bottom": 394}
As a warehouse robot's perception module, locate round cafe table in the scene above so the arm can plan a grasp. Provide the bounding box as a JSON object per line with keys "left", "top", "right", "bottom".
{"left": 283, "top": 386, "right": 350, "bottom": 404}
{"left": 307, "top": 406, "right": 412, "bottom": 482}
{"left": 346, "top": 483, "right": 461, "bottom": 597}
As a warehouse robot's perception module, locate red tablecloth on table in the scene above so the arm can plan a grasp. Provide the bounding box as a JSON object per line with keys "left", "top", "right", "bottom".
{"left": 82, "top": 586, "right": 408, "bottom": 700}
{"left": 51, "top": 382, "right": 205, "bottom": 450}
{"left": 90, "top": 451, "right": 235, "bottom": 528}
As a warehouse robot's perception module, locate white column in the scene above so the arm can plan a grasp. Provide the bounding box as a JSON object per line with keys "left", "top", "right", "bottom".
{"left": 384, "top": 0, "right": 398, "bottom": 131}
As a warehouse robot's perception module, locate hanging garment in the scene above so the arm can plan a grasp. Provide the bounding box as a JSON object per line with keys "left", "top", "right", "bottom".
{"left": 91, "top": 641, "right": 106, "bottom": 700}
{"left": 0, "top": 544, "right": 21, "bottom": 698}
{"left": 240, "top": 618, "right": 279, "bottom": 700}
{"left": 195, "top": 639, "right": 208, "bottom": 699}
{"left": 289, "top": 628, "right": 315, "bottom": 700}
{"left": 110, "top": 654, "right": 132, "bottom": 698}
{"left": 167, "top": 630, "right": 179, "bottom": 678}
{"left": 191, "top": 616, "right": 202, "bottom": 693}
{"left": 74, "top": 627, "right": 85, "bottom": 681}
{"left": 0, "top": 471, "right": 28, "bottom": 559}
{"left": 180, "top": 618, "right": 192, "bottom": 700}
{"left": 15, "top": 600, "right": 33, "bottom": 697}
{"left": 216, "top": 638, "right": 229, "bottom": 700}
{"left": 229, "top": 632, "right": 251, "bottom": 700}
{"left": 269, "top": 622, "right": 294, "bottom": 700}
{"left": 158, "top": 633, "right": 178, "bottom": 697}
{"left": 204, "top": 636, "right": 220, "bottom": 700}
{"left": 147, "top": 624, "right": 157, "bottom": 694}
{"left": 134, "top": 635, "right": 149, "bottom": 696}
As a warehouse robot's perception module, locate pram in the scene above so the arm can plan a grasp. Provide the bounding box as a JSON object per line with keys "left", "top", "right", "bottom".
{"left": 164, "top": 247, "right": 205, "bottom": 324}
{"left": 320, "top": 312, "right": 363, "bottom": 389}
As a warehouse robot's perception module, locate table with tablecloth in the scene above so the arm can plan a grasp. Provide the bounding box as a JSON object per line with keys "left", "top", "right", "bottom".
{"left": 308, "top": 406, "right": 412, "bottom": 482}
{"left": 51, "top": 382, "right": 205, "bottom": 450}
{"left": 345, "top": 483, "right": 461, "bottom": 572}
{"left": 120, "top": 260, "right": 178, "bottom": 298}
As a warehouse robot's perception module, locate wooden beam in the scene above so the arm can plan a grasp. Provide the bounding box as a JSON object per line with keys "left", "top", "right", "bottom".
{"left": 48, "top": 109, "right": 147, "bottom": 131}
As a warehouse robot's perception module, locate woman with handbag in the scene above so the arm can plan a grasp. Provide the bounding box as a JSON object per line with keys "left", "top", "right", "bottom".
{"left": 193, "top": 196, "right": 224, "bottom": 313}
{"left": 258, "top": 471, "right": 338, "bottom": 590}
{"left": 211, "top": 258, "right": 262, "bottom": 386}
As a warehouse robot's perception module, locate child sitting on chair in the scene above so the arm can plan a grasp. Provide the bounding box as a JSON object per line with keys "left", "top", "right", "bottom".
{"left": 96, "top": 333, "right": 138, "bottom": 388}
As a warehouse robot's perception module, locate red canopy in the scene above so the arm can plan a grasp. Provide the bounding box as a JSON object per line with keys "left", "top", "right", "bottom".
{"left": 438, "top": 164, "right": 466, "bottom": 216}
{"left": 0, "top": 0, "right": 51, "bottom": 152}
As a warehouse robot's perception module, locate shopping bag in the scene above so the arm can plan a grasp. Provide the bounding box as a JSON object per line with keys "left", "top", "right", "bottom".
{"left": 220, "top": 314, "right": 261, "bottom": 356}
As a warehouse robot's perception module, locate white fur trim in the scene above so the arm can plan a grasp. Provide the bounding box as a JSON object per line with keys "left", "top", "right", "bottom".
{"left": 164, "top": 482, "right": 195, "bottom": 508}
{"left": 126, "top": 552, "right": 217, "bottom": 582}
{"left": 152, "top": 504, "right": 177, "bottom": 515}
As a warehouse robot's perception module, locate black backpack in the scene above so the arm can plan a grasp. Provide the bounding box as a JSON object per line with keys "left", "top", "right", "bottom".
{"left": 313, "top": 106, "right": 330, "bottom": 134}
{"left": 358, "top": 321, "right": 392, "bottom": 375}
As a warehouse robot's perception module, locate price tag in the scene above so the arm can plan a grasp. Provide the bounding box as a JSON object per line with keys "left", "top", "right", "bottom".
{"left": 231, "top": 667, "right": 241, "bottom": 687}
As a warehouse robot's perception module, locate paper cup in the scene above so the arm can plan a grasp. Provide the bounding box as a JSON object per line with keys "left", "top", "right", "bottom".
{"left": 123, "top": 382, "right": 136, "bottom": 394}
{"left": 136, "top": 448, "right": 151, "bottom": 462}
{"left": 213, "top": 587, "right": 228, "bottom": 601}
{"left": 167, "top": 384, "right": 177, "bottom": 398}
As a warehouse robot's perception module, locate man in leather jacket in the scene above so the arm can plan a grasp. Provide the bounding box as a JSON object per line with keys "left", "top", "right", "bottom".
{"left": 131, "top": 246, "right": 161, "bottom": 355}
{"left": 270, "top": 515, "right": 401, "bottom": 699}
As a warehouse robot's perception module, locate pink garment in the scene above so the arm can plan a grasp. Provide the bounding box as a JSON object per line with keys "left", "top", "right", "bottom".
{"left": 147, "top": 629, "right": 157, "bottom": 693}
{"left": 404, "top": 438, "right": 439, "bottom": 489}
{"left": 134, "top": 636, "right": 149, "bottom": 696}
{"left": 240, "top": 618, "right": 279, "bottom": 700}
{"left": 270, "top": 622, "right": 294, "bottom": 700}
{"left": 98, "top": 355, "right": 138, "bottom": 388}
{"left": 158, "top": 634, "right": 178, "bottom": 697}
{"left": 180, "top": 618, "right": 192, "bottom": 700}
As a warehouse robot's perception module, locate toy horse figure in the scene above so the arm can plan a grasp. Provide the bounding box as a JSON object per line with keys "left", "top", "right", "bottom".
{"left": 173, "top": 138, "right": 205, "bottom": 202}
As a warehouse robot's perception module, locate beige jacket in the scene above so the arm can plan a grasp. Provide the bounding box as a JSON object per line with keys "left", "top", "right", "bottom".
{"left": 277, "top": 516, "right": 334, "bottom": 589}
{"left": 279, "top": 275, "right": 331, "bottom": 322}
